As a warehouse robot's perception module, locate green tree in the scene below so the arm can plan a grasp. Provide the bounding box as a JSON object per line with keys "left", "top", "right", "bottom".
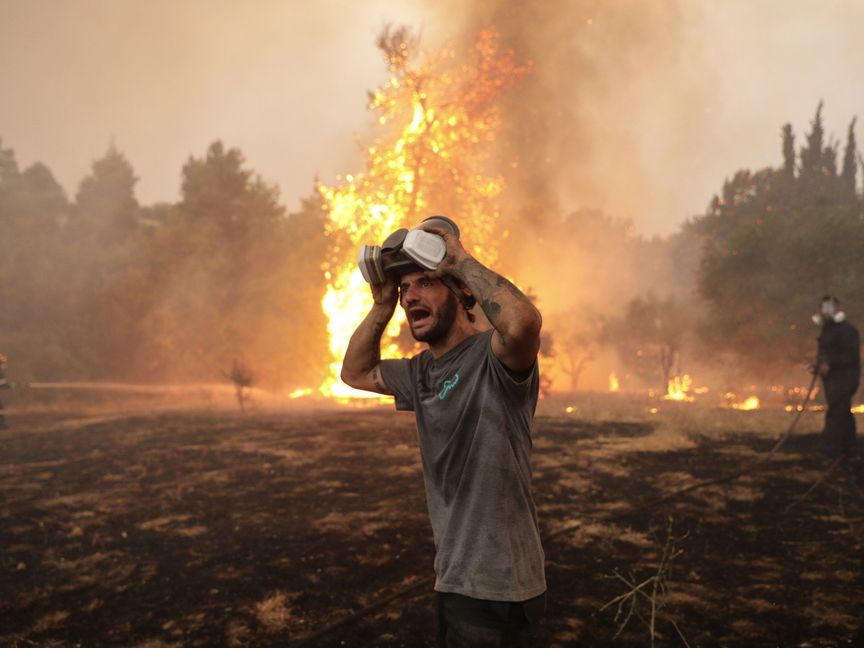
{"left": 0, "top": 140, "right": 71, "bottom": 378}
{"left": 72, "top": 144, "right": 139, "bottom": 243}
{"left": 782, "top": 123, "right": 796, "bottom": 182}
{"left": 799, "top": 101, "right": 826, "bottom": 180}
{"left": 133, "top": 141, "right": 329, "bottom": 390}
{"left": 695, "top": 103, "right": 864, "bottom": 383}
{"left": 280, "top": 193, "right": 330, "bottom": 389}
{"left": 841, "top": 117, "right": 858, "bottom": 198}
{"left": 0, "top": 137, "right": 332, "bottom": 389}
{"left": 602, "top": 294, "right": 690, "bottom": 393}
{"left": 548, "top": 307, "right": 601, "bottom": 391}
{"left": 135, "top": 141, "right": 284, "bottom": 382}
{"left": 58, "top": 145, "right": 146, "bottom": 378}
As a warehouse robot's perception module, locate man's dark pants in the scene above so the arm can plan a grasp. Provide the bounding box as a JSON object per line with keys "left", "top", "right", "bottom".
{"left": 435, "top": 592, "right": 545, "bottom": 647}
{"left": 821, "top": 372, "right": 859, "bottom": 458}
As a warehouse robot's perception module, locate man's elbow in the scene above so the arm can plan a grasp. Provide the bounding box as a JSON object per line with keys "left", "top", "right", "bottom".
{"left": 519, "top": 305, "right": 542, "bottom": 336}
{"left": 507, "top": 307, "right": 542, "bottom": 348}
{"left": 340, "top": 365, "right": 360, "bottom": 389}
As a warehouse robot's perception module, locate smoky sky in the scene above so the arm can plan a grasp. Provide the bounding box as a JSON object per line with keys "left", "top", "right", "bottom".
{"left": 1, "top": 0, "right": 862, "bottom": 235}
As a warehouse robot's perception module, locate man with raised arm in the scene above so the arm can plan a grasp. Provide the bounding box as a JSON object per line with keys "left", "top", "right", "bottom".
{"left": 341, "top": 221, "right": 546, "bottom": 646}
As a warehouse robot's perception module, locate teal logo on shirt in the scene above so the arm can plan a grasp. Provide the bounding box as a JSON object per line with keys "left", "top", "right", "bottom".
{"left": 438, "top": 373, "right": 460, "bottom": 400}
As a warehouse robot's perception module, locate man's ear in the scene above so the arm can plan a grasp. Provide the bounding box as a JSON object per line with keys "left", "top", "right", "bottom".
{"left": 453, "top": 278, "right": 476, "bottom": 309}
{"left": 462, "top": 287, "right": 477, "bottom": 309}
{"left": 459, "top": 286, "right": 477, "bottom": 323}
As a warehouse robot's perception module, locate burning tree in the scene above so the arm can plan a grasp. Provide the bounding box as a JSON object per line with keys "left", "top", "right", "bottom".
{"left": 317, "top": 26, "right": 528, "bottom": 396}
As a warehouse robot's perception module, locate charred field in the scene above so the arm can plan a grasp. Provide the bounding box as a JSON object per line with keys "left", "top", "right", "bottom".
{"left": 1, "top": 395, "right": 863, "bottom": 647}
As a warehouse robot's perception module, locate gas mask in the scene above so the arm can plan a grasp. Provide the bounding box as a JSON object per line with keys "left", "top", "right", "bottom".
{"left": 357, "top": 215, "right": 477, "bottom": 318}
{"left": 812, "top": 296, "right": 844, "bottom": 326}
{"left": 357, "top": 216, "right": 458, "bottom": 284}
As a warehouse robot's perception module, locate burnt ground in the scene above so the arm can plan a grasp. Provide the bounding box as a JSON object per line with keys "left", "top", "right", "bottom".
{"left": 1, "top": 404, "right": 863, "bottom": 647}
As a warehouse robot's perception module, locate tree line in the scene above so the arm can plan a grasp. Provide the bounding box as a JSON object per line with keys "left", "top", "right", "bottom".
{"left": 0, "top": 139, "right": 329, "bottom": 389}
{"left": 595, "top": 102, "right": 863, "bottom": 392}
{"left": 1, "top": 102, "right": 860, "bottom": 394}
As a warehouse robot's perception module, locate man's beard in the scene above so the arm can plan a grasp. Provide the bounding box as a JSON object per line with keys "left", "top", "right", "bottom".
{"left": 410, "top": 294, "right": 459, "bottom": 343}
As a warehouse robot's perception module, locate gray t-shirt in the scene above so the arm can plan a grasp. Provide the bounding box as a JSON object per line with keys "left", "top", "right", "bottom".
{"left": 380, "top": 330, "right": 546, "bottom": 602}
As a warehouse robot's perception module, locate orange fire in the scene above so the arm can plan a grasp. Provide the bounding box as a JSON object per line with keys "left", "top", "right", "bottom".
{"left": 609, "top": 372, "right": 620, "bottom": 392}
{"left": 317, "top": 30, "right": 527, "bottom": 398}
{"left": 786, "top": 404, "right": 826, "bottom": 412}
{"left": 665, "top": 374, "right": 694, "bottom": 402}
{"left": 724, "top": 392, "right": 760, "bottom": 410}
{"left": 731, "top": 396, "right": 761, "bottom": 411}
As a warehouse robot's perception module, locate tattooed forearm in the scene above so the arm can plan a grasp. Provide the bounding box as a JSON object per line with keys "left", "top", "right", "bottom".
{"left": 481, "top": 298, "right": 502, "bottom": 321}
{"left": 452, "top": 255, "right": 541, "bottom": 347}
{"left": 495, "top": 275, "right": 533, "bottom": 304}
{"left": 456, "top": 259, "right": 532, "bottom": 314}
{"left": 458, "top": 259, "right": 529, "bottom": 303}
{"left": 371, "top": 319, "right": 387, "bottom": 338}
{"left": 341, "top": 301, "right": 395, "bottom": 391}
{"left": 442, "top": 247, "right": 540, "bottom": 368}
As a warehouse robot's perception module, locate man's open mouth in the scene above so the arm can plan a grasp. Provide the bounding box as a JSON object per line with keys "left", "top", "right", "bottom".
{"left": 409, "top": 308, "right": 431, "bottom": 325}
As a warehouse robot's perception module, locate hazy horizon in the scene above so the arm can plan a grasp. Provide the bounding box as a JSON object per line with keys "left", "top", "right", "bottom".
{"left": 1, "top": 0, "right": 862, "bottom": 236}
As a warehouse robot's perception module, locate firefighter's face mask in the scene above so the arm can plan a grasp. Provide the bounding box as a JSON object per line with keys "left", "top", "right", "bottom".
{"left": 813, "top": 298, "right": 842, "bottom": 326}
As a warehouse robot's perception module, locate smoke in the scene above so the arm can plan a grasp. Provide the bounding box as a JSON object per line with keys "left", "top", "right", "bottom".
{"left": 411, "top": 1, "right": 715, "bottom": 388}
{"left": 4, "top": 2, "right": 859, "bottom": 395}
{"left": 0, "top": 0, "right": 426, "bottom": 212}
{"left": 433, "top": 0, "right": 715, "bottom": 232}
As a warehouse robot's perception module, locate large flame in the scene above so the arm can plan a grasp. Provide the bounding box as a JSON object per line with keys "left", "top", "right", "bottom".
{"left": 317, "top": 30, "right": 528, "bottom": 397}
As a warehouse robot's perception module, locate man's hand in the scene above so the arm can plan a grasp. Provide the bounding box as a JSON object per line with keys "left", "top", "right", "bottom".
{"left": 418, "top": 225, "right": 470, "bottom": 277}
{"left": 419, "top": 223, "right": 542, "bottom": 373}
{"left": 341, "top": 275, "right": 399, "bottom": 395}
{"left": 371, "top": 276, "right": 399, "bottom": 307}
{"left": 818, "top": 361, "right": 830, "bottom": 377}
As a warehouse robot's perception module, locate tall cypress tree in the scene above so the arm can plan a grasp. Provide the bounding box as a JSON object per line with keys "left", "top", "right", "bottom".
{"left": 841, "top": 117, "right": 858, "bottom": 198}
{"left": 799, "top": 101, "right": 825, "bottom": 180}
{"left": 781, "top": 123, "right": 795, "bottom": 182}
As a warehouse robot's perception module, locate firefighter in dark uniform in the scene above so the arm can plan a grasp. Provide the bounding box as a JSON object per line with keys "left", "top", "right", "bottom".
{"left": 813, "top": 296, "right": 861, "bottom": 458}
